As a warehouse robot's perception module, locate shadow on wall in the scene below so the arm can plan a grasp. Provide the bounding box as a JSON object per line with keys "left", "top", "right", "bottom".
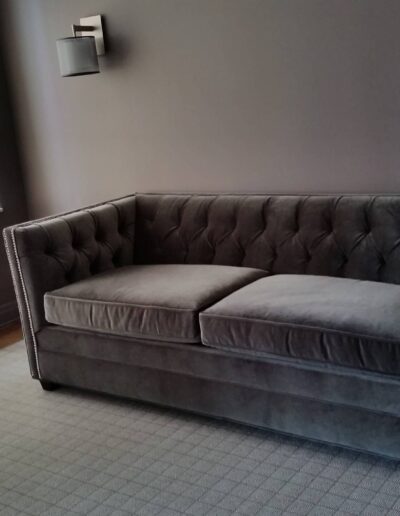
{"left": 102, "top": 17, "right": 134, "bottom": 70}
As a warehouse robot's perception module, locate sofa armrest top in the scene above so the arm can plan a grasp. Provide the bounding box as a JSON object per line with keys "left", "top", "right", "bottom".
{"left": 3, "top": 195, "right": 136, "bottom": 378}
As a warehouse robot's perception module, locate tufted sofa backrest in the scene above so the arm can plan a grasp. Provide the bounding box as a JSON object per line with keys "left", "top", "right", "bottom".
{"left": 135, "top": 194, "right": 400, "bottom": 285}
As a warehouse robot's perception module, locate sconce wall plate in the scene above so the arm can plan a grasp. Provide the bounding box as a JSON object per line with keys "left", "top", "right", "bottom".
{"left": 78, "top": 15, "right": 105, "bottom": 55}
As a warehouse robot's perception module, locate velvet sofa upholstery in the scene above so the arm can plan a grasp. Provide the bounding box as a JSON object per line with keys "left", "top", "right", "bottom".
{"left": 44, "top": 264, "right": 265, "bottom": 343}
{"left": 4, "top": 196, "right": 136, "bottom": 379}
{"left": 4, "top": 193, "right": 400, "bottom": 459}
{"left": 200, "top": 274, "right": 400, "bottom": 374}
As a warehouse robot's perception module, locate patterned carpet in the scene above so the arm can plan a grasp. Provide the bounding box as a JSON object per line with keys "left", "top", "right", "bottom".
{"left": 1, "top": 342, "right": 400, "bottom": 516}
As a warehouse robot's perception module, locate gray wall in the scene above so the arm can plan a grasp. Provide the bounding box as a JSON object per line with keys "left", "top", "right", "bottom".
{"left": 0, "top": 50, "right": 28, "bottom": 325}
{"left": 4, "top": 0, "right": 400, "bottom": 217}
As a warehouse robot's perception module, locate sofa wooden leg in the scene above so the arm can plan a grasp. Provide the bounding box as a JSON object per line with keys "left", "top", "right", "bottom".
{"left": 40, "top": 380, "right": 58, "bottom": 391}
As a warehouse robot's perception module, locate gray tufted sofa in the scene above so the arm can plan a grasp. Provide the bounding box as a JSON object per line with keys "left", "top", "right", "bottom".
{"left": 4, "top": 193, "right": 400, "bottom": 459}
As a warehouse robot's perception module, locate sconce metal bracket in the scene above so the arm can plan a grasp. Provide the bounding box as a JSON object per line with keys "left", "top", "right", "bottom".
{"left": 73, "top": 15, "right": 105, "bottom": 56}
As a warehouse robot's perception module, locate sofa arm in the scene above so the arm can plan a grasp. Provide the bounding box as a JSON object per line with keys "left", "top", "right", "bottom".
{"left": 3, "top": 195, "right": 136, "bottom": 379}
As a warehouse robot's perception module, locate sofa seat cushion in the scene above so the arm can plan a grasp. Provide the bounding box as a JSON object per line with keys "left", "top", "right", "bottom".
{"left": 44, "top": 264, "right": 265, "bottom": 343}
{"left": 200, "top": 274, "right": 400, "bottom": 374}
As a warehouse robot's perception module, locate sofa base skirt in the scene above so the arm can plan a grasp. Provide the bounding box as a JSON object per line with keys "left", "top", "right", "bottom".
{"left": 37, "top": 342, "right": 400, "bottom": 461}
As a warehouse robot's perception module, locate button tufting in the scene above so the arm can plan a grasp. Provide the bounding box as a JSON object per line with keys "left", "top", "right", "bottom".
{"left": 134, "top": 194, "right": 400, "bottom": 282}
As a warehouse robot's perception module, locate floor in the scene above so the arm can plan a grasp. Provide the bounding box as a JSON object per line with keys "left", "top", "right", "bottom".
{"left": 1, "top": 342, "right": 400, "bottom": 516}
{"left": 0, "top": 323, "right": 22, "bottom": 349}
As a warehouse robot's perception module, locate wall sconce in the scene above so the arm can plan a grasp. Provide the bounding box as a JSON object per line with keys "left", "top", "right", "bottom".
{"left": 56, "top": 15, "right": 105, "bottom": 77}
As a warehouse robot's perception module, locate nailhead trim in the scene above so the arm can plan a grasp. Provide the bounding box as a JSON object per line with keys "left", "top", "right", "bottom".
{"left": 5, "top": 227, "right": 41, "bottom": 378}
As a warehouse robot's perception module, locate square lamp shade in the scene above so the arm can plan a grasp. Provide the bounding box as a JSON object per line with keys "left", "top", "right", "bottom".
{"left": 56, "top": 36, "right": 99, "bottom": 77}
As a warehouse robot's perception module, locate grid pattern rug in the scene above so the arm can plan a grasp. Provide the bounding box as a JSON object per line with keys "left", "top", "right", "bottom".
{"left": 1, "top": 342, "right": 400, "bottom": 516}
